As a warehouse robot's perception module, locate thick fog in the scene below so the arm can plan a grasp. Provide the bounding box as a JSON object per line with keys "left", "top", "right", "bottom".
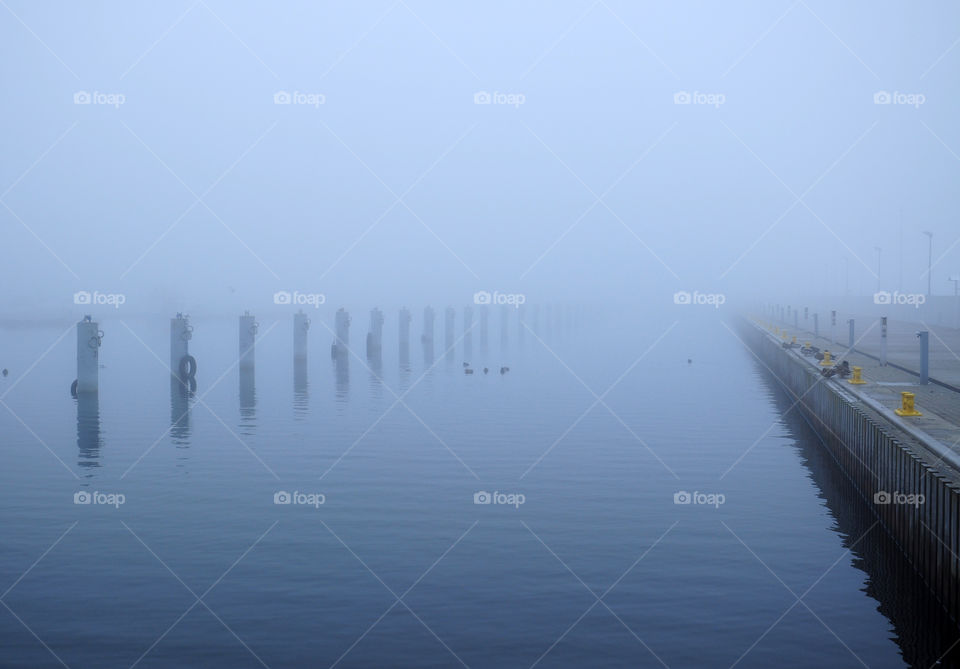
{"left": 2, "top": 2, "right": 958, "bottom": 318}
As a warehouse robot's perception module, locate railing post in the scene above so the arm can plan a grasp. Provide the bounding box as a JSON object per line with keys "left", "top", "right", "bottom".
{"left": 918, "top": 330, "right": 929, "bottom": 385}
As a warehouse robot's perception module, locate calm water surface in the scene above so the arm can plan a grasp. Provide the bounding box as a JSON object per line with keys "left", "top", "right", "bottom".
{"left": 0, "top": 311, "right": 957, "bottom": 668}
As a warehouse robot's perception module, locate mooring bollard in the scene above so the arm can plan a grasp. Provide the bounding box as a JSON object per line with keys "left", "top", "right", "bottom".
{"left": 820, "top": 351, "right": 833, "bottom": 366}
{"left": 239, "top": 311, "right": 257, "bottom": 369}
{"left": 880, "top": 316, "right": 888, "bottom": 366}
{"left": 848, "top": 366, "right": 866, "bottom": 385}
{"left": 294, "top": 310, "right": 310, "bottom": 361}
{"left": 894, "top": 391, "right": 922, "bottom": 416}
{"left": 791, "top": 335, "right": 797, "bottom": 345}
{"left": 918, "top": 330, "right": 929, "bottom": 385}
{"left": 76, "top": 316, "right": 101, "bottom": 394}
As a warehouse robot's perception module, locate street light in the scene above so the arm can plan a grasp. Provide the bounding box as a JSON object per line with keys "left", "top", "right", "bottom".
{"left": 922, "top": 230, "right": 933, "bottom": 297}
{"left": 874, "top": 246, "right": 882, "bottom": 292}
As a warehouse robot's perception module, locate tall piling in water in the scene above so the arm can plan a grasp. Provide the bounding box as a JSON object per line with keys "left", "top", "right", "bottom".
{"left": 76, "top": 316, "right": 100, "bottom": 394}
{"left": 170, "top": 313, "right": 193, "bottom": 382}
{"left": 399, "top": 307, "right": 411, "bottom": 365}
{"left": 294, "top": 310, "right": 310, "bottom": 361}
{"left": 444, "top": 307, "right": 455, "bottom": 358}
{"left": 422, "top": 306, "right": 435, "bottom": 364}
{"left": 479, "top": 306, "right": 489, "bottom": 349}
{"left": 239, "top": 311, "right": 257, "bottom": 369}
{"left": 463, "top": 306, "right": 473, "bottom": 358}
{"left": 500, "top": 305, "right": 509, "bottom": 348}
{"left": 518, "top": 304, "right": 526, "bottom": 344}
{"left": 332, "top": 308, "right": 351, "bottom": 358}
{"left": 367, "top": 308, "right": 384, "bottom": 359}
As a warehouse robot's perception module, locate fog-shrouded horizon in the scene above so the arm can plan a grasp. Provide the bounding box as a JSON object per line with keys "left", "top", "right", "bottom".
{"left": 2, "top": 1, "right": 959, "bottom": 321}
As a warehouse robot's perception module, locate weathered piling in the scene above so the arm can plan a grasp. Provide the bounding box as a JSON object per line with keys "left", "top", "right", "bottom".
{"left": 332, "top": 308, "right": 350, "bottom": 358}
{"left": 479, "top": 306, "right": 488, "bottom": 348}
{"left": 463, "top": 306, "right": 473, "bottom": 357}
{"left": 399, "top": 307, "right": 411, "bottom": 364}
{"left": 239, "top": 311, "right": 257, "bottom": 369}
{"left": 444, "top": 306, "right": 455, "bottom": 356}
{"left": 740, "top": 317, "right": 960, "bottom": 625}
{"left": 76, "top": 316, "right": 100, "bottom": 394}
{"left": 367, "top": 308, "right": 384, "bottom": 359}
{"left": 422, "top": 306, "right": 434, "bottom": 343}
{"left": 170, "top": 313, "right": 193, "bottom": 381}
{"left": 500, "top": 304, "right": 509, "bottom": 347}
{"left": 294, "top": 310, "right": 310, "bottom": 361}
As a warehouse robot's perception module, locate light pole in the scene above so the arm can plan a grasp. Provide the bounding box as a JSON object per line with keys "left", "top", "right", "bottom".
{"left": 923, "top": 230, "right": 933, "bottom": 297}
{"left": 874, "top": 246, "right": 882, "bottom": 292}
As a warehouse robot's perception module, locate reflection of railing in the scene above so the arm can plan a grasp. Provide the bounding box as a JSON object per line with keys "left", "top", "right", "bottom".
{"left": 742, "top": 319, "right": 960, "bottom": 626}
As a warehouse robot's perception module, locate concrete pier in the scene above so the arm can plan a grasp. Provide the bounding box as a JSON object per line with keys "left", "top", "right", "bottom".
{"left": 293, "top": 310, "right": 310, "bottom": 361}
{"left": 76, "top": 316, "right": 100, "bottom": 394}
{"left": 367, "top": 308, "right": 384, "bottom": 359}
{"left": 743, "top": 316, "right": 960, "bottom": 623}
{"left": 239, "top": 311, "right": 257, "bottom": 369}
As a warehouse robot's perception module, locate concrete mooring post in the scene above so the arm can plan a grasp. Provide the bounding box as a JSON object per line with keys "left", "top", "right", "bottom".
{"left": 880, "top": 316, "right": 887, "bottom": 366}
{"left": 918, "top": 330, "right": 929, "bottom": 385}
{"left": 76, "top": 316, "right": 101, "bottom": 394}
{"left": 848, "top": 319, "right": 855, "bottom": 349}
{"left": 170, "top": 313, "right": 193, "bottom": 382}
{"left": 444, "top": 307, "right": 455, "bottom": 355}
{"left": 239, "top": 311, "right": 257, "bottom": 369}
{"left": 332, "top": 308, "right": 351, "bottom": 358}
{"left": 367, "top": 308, "right": 384, "bottom": 359}
{"left": 294, "top": 310, "right": 310, "bottom": 361}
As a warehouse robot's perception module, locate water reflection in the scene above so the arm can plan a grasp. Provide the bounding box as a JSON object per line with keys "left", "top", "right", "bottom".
{"left": 169, "top": 377, "right": 193, "bottom": 446}
{"left": 334, "top": 353, "right": 349, "bottom": 404}
{"left": 239, "top": 366, "right": 256, "bottom": 432}
{"left": 293, "top": 358, "right": 308, "bottom": 419}
{"left": 767, "top": 373, "right": 960, "bottom": 668}
{"left": 76, "top": 392, "right": 101, "bottom": 469}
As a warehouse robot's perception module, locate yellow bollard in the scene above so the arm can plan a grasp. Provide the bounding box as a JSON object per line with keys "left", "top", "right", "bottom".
{"left": 820, "top": 351, "right": 832, "bottom": 366}
{"left": 781, "top": 332, "right": 788, "bottom": 341}
{"left": 894, "top": 391, "right": 922, "bottom": 416}
{"left": 774, "top": 326, "right": 779, "bottom": 335}
{"left": 792, "top": 336, "right": 797, "bottom": 345}
{"left": 848, "top": 366, "right": 866, "bottom": 385}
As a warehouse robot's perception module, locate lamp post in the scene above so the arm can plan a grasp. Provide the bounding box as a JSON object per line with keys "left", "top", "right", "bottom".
{"left": 923, "top": 230, "right": 933, "bottom": 297}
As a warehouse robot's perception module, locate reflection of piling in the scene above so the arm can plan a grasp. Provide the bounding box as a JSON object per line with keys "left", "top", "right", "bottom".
{"left": 294, "top": 310, "right": 310, "bottom": 361}
{"left": 77, "top": 391, "right": 101, "bottom": 467}
{"left": 170, "top": 376, "right": 192, "bottom": 445}
{"left": 479, "top": 306, "right": 488, "bottom": 349}
{"left": 239, "top": 311, "right": 257, "bottom": 369}
{"left": 444, "top": 307, "right": 455, "bottom": 358}
{"left": 532, "top": 304, "right": 540, "bottom": 334}
{"left": 293, "top": 358, "right": 308, "bottom": 417}
{"left": 367, "top": 308, "right": 384, "bottom": 359}
{"left": 332, "top": 308, "right": 351, "bottom": 358}
{"left": 500, "top": 305, "right": 509, "bottom": 348}
{"left": 170, "top": 313, "right": 192, "bottom": 382}
{"left": 399, "top": 307, "right": 411, "bottom": 365}
{"left": 239, "top": 366, "right": 255, "bottom": 419}
{"left": 463, "top": 306, "right": 473, "bottom": 358}
{"left": 76, "top": 316, "right": 100, "bottom": 394}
